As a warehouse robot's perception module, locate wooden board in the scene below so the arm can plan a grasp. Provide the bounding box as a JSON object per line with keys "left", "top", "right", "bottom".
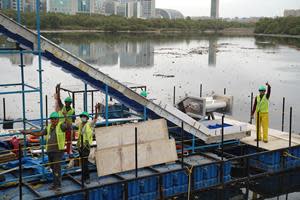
{"left": 95, "top": 119, "right": 168, "bottom": 150}
{"left": 241, "top": 124, "right": 300, "bottom": 150}
{"left": 95, "top": 138, "right": 178, "bottom": 176}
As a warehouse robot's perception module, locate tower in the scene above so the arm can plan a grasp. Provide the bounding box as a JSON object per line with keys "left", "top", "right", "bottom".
{"left": 211, "top": 0, "right": 219, "bottom": 19}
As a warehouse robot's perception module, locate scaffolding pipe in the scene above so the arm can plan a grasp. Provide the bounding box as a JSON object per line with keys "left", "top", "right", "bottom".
{"left": 282, "top": 97, "right": 285, "bottom": 132}
{"left": 2, "top": 98, "right": 5, "bottom": 120}
{"left": 200, "top": 84, "right": 202, "bottom": 97}
{"left": 35, "top": 0, "right": 45, "bottom": 173}
{"left": 289, "top": 107, "right": 292, "bottom": 147}
{"left": 19, "top": 48, "right": 27, "bottom": 156}
{"left": 135, "top": 127, "right": 138, "bottom": 178}
{"left": 256, "top": 112, "right": 259, "bottom": 148}
{"left": 18, "top": 143, "right": 23, "bottom": 200}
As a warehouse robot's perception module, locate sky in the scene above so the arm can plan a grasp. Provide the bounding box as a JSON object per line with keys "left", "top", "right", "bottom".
{"left": 156, "top": 0, "right": 300, "bottom": 18}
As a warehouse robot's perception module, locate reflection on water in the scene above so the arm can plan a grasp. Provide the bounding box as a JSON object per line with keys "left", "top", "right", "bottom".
{"left": 208, "top": 36, "right": 217, "bottom": 67}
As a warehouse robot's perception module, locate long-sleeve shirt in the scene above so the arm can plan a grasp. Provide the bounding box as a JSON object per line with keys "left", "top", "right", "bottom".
{"left": 251, "top": 85, "right": 271, "bottom": 116}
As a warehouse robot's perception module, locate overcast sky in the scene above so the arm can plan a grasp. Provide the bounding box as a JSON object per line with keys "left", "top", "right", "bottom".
{"left": 156, "top": 0, "right": 300, "bottom": 18}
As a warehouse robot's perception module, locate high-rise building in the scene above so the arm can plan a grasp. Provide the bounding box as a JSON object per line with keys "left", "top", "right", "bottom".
{"left": 47, "top": 0, "right": 78, "bottom": 14}
{"left": 211, "top": 0, "right": 219, "bottom": 19}
{"left": 284, "top": 9, "right": 300, "bottom": 17}
{"left": 78, "top": 0, "right": 95, "bottom": 14}
{"left": 126, "top": 1, "right": 141, "bottom": 18}
{"left": 139, "top": 0, "right": 155, "bottom": 19}
{"left": 0, "top": 0, "right": 11, "bottom": 9}
{"left": 103, "top": 0, "right": 116, "bottom": 15}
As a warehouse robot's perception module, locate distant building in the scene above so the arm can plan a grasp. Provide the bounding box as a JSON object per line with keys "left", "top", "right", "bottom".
{"left": 0, "top": 0, "right": 11, "bottom": 9}
{"left": 126, "top": 1, "right": 141, "bottom": 18}
{"left": 284, "top": 9, "right": 300, "bottom": 17}
{"left": 47, "top": 0, "right": 78, "bottom": 14}
{"left": 77, "top": 0, "right": 95, "bottom": 14}
{"left": 139, "top": 0, "right": 155, "bottom": 19}
{"left": 103, "top": 0, "right": 116, "bottom": 15}
{"left": 116, "top": 2, "right": 126, "bottom": 17}
{"left": 211, "top": 0, "right": 219, "bottom": 18}
{"left": 155, "top": 8, "right": 184, "bottom": 19}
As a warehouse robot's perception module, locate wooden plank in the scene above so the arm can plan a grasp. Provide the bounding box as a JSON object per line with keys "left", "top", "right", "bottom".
{"left": 95, "top": 119, "right": 168, "bottom": 150}
{"left": 95, "top": 138, "right": 178, "bottom": 176}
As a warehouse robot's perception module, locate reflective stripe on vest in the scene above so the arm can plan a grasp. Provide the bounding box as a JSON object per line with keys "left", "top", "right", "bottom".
{"left": 256, "top": 94, "right": 269, "bottom": 113}
{"left": 59, "top": 106, "right": 74, "bottom": 123}
{"left": 77, "top": 122, "right": 93, "bottom": 147}
{"left": 45, "top": 122, "right": 66, "bottom": 151}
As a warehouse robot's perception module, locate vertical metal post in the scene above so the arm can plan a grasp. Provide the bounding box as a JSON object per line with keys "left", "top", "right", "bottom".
{"left": 256, "top": 112, "right": 260, "bottom": 148}
{"left": 72, "top": 92, "right": 75, "bottom": 110}
{"left": 192, "top": 135, "right": 195, "bottom": 153}
{"left": 200, "top": 84, "right": 202, "bottom": 97}
{"left": 84, "top": 83, "right": 88, "bottom": 112}
{"left": 17, "top": 0, "right": 21, "bottom": 23}
{"left": 18, "top": 143, "right": 22, "bottom": 200}
{"left": 80, "top": 133, "right": 84, "bottom": 188}
{"left": 173, "top": 86, "right": 176, "bottom": 106}
{"left": 223, "top": 88, "right": 226, "bottom": 95}
{"left": 36, "top": 0, "right": 45, "bottom": 172}
{"left": 105, "top": 85, "right": 109, "bottom": 127}
{"left": 91, "top": 91, "right": 94, "bottom": 114}
{"left": 221, "top": 114, "right": 224, "bottom": 161}
{"left": 143, "top": 107, "right": 147, "bottom": 121}
{"left": 181, "top": 121, "right": 184, "bottom": 168}
{"left": 282, "top": 97, "right": 285, "bottom": 132}
{"left": 2, "top": 98, "right": 6, "bottom": 120}
{"left": 45, "top": 95, "right": 48, "bottom": 127}
{"left": 289, "top": 107, "right": 292, "bottom": 147}
{"left": 250, "top": 92, "right": 253, "bottom": 124}
{"left": 135, "top": 127, "right": 138, "bottom": 178}
{"left": 20, "top": 49, "right": 27, "bottom": 156}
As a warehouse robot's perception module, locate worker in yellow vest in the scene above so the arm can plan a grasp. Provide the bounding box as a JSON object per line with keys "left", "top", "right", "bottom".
{"left": 23, "top": 111, "right": 69, "bottom": 191}
{"left": 77, "top": 103, "right": 100, "bottom": 184}
{"left": 55, "top": 83, "right": 75, "bottom": 156}
{"left": 251, "top": 82, "right": 271, "bottom": 143}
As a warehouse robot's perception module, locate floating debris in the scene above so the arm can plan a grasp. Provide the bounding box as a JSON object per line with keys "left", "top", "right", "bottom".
{"left": 153, "top": 73, "right": 175, "bottom": 78}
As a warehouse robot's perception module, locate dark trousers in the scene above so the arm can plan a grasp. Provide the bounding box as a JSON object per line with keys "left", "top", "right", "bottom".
{"left": 79, "top": 147, "right": 90, "bottom": 181}
{"left": 48, "top": 151, "right": 64, "bottom": 188}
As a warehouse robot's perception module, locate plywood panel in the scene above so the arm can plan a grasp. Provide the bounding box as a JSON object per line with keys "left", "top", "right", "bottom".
{"left": 95, "top": 119, "right": 168, "bottom": 150}
{"left": 95, "top": 139, "right": 178, "bottom": 176}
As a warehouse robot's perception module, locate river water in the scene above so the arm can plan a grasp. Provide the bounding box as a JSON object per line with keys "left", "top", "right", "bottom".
{"left": 1, "top": 33, "right": 299, "bottom": 133}
{"left": 0, "top": 33, "right": 300, "bottom": 199}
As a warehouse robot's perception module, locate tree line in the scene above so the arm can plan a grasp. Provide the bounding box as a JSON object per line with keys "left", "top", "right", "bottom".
{"left": 2, "top": 10, "right": 252, "bottom": 32}
{"left": 255, "top": 16, "right": 300, "bottom": 35}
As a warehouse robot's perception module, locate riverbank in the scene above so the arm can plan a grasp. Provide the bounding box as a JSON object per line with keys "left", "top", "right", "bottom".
{"left": 40, "top": 27, "right": 255, "bottom": 36}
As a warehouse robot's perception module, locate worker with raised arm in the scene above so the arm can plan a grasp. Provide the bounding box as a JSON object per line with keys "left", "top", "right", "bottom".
{"left": 77, "top": 103, "right": 100, "bottom": 184}
{"left": 22, "top": 111, "right": 69, "bottom": 191}
{"left": 251, "top": 82, "right": 271, "bottom": 143}
{"left": 55, "top": 83, "right": 75, "bottom": 157}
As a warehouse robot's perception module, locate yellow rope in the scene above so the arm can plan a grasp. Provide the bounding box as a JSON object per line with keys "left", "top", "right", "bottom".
{"left": 184, "top": 165, "right": 194, "bottom": 200}
{"left": 283, "top": 151, "right": 300, "bottom": 160}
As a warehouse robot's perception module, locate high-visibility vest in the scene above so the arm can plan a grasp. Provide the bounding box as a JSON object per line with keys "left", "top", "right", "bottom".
{"left": 59, "top": 106, "right": 75, "bottom": 124}
{"left": 256, "top": 94, "right": 269, "bottom": 113}
{"left": 45, "top": 123, "right": 66, "bottom": 151}
{"left": 77, "top": 122, "right": 93, "bottom": 147}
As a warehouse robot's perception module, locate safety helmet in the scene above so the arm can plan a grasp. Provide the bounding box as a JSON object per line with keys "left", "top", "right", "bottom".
{"left": 80, "top": 111, "right": 89, "bottom": 119}
{"left": 258, "top": 85, "right": 266, "bottom": 91}
{"left": 64, "top": 97, "right": 72, "bottom": 103}
{"left": 49, "top": 112, "right": 59, "bottom": 119}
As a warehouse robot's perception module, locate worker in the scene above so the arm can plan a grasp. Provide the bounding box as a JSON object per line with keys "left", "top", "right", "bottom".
{"left": 77, "top": 103, "right": 100, "bottom": 184}
{"left": 251, "top": 82, "right": 271, "bottom": 143}
{"left": 55, "top": 83, "right": 75, "bottom": 157}
{"left": 22, "top": 111, "right": 69, "bottom": 191}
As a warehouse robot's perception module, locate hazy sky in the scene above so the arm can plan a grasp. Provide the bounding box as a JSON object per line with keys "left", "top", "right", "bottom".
{"left": 156, "top": 0, "right": 300, "bottom": 18}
